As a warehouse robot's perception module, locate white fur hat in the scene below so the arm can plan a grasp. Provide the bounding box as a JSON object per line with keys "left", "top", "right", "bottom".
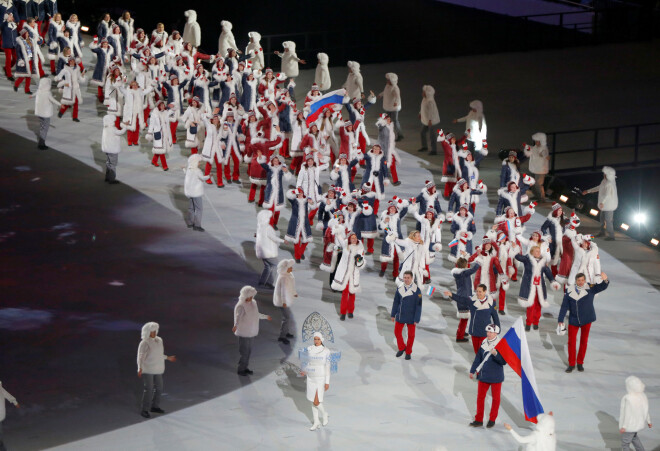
{"left": 313, "top": 332, "right": 324, "bottom": 342}
{"left": 485, "top": 324, "right": 500, "bottom": 334}
{"left": 239, "top": 285, "right": 257, "bottom": 302}
{"left": 141, "top": 322, "right": 159, "bottom": 339}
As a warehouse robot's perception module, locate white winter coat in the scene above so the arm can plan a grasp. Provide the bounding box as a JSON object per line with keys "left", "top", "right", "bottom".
{"left": 420, "top": 85, "right": 440, "bottom": 125}
{"left": 568, "top": 239, "right": 601, "bottom": 285}
{"left": 137, "top": 336, "right": 167, "bottom": 374}
{"left": 273, "top": 260, "right": 296, "bottom": 307}
{"left": 278, "top": 41, "right": 302, "bottom": 78}
{"left": 255, "top": 210, "right": 284, "bottom": 259}
{"left": 457, "top": 100, "right": 487, "bottom": 151}
{"left": 524, "top": 132, "right": 550, "bottom": 175}
{"left": 148, "top": 108, "right": 174, "bottom": 155}
{"left": 246, "top": 32, "right": 264, "bottom": 70}
{"left": 201, "top": 114, "right": 223, "bottom": 162}
{"left": 56, "top": 64, "right": 85, "bottom": 106}
{"left": 380, "top": 73, "right": 401, "bottom": 112}
{"left": 101, "top": 115, "right": 127, "bottom": 154}
{"left": 508, "top": 413, "right": 557, "bottom": 451}
{"left": 586, "top": 166, "right": 618, "bottom": 211}
{"left": 218, "top": 20, "right": 237, "bottom": 55}
{"left": 315, "top": 52, "right": 331, "bottom": 90}
{"left": 297, "top": 163, "right": 328, "bottom": 204}
{"left": 234, "top": 294, "right": 269, "bottom": 338}
{"left": 343, "top": 61, "right": 364, "bottom": 100}
{"left": 121, "top": 86, "right": 152, "bottom": 131}
{"left": 331, "top": 239, "right": 365, "bottom": 293}
{"left": 183, "top": 10, "right": 201, "bottom": 47}
{"left": 184, "top": 154, "right": 210, "bottom": 198}
{"left": 34, "top": 78, "right": 61, "bottom": 118}
{"left": 619, "top": 376, "right": 651, "bottom": 433}
{"left": 388, "top": 236, "right": 430, "bottom": 287}
{"left": 0, "top": 381, "right": 18, "bottom": 422}
{"left": 305, "top": 345, "right": 331, "bottom": 402}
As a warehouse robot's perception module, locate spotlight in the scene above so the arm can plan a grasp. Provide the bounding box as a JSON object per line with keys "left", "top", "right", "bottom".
{"left": 651, "top": 238, "right": 659, "bottom": 246}
{"left": 634, "top": 212, "right": 647, "bottom": 224}
{"left": 620, "top": 223, "right": 630, "bottom": 231}
{"left": 559, "top": 195, "right": 568, "bottom": 203}
{"left": 81, "top": 25, "right": 89, "bottom": 32}
{"left": 589, "top": 209, "right": 599, "bottom": 216}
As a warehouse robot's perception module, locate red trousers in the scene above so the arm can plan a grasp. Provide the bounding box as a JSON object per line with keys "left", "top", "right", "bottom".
{"left": 204, "top": 155, "right": 223, "bottom": 187}
{"left": 97, "top": 86, "right": 104, "bottom": 102}
{"left": 249, "top": 184, "right": 266, "bottom": 204}
{"left": 475, "top": 381, "right": 502, "bottom": 422}
{"left": 362, "top": 238, "right": 375, "bottom": 254}
{"left": 59, "top": 98, "right": 79, "bottom": 119}
{"left": 444, "top": 181, "right": 456, "bottom": 198}
{"left": 127, "top": 125, "right": 140, "bottom": 146}
{"left": 224, "top": 152, "right": 240, "bottom": 182}
{"left": 511, "top": 265, "right": 518, "bottom": 281}
{"left": 294, "top": 242, "right": 308, "bottom": 260}
{"left": 456, "top": 318, "right": 468, "bottom": 341}
{"left": 280, "top": 138, "right": 290, "bottom": 158}
{"left": 49, "top": 59, "right": 56, "bottom": 75}
{"left": 551, "top": 265, "right": 558, "bottom": 277}
{"left": 526, "top": 299, "right": 542, "bottom": 326}
{"left": 340, "top": 287, "right": 356, "bottom": 315}
{"left": 170, "top": 121, "right": 178, "bottom": 144}
{"left": 308, "top": 208, "right": 318, "bottom": 226}
{"left": 14, "top": 63, "right": 33, "bottom": 92}
{"left": 498, "top": 286, "right": 506, "bottom": 311}
{"left": 350, "top": 165, "right": 357, "bottom": 182}
{"left": 290, "top": 156, "right": 303, "bottom": 174}
{"left": 191, "top": 147, "right": 198, "bottom": 155}
{"left": 471, "top": 335, "right": 483, "bottom": 354}
{"left": 114, "top": 116, "right": 121, "bottom": 130}
{"left": 390, "top": 161, "right": 399, "bottom": 184}
{"left": 3, "top": 48, "right": 16, "bottom": 77}
{"left": 151, "top": 154, "right": 168, "bottom": 170}
{"left": 380, "top": 252, "right": 400, "bottom": 278}
{"left": 144, "top": 107, "right": 150, "bottom": 125}
{"left": 567, "top": 323, "right": 592, "bottom": 366}
{"left": 394, "top": 322, "right": 416, "bottom": 354}
{"left": 271, "top": 211, "right": 281, "bottom": 228}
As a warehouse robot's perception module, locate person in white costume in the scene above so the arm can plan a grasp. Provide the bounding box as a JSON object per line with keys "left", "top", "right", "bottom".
{"left": 136, "top": 322, "right": 176, "bottom": 419}
{"left": 504, "top": 412, "right": 557, "bottom": 451}
{"left": 0, "top": 380, "right": 20, "bottom": 451}
{"left": 619, "top": 375, "right": 652, "bottom": 450}
{"left": 182, "top": 10, "right": 200, "bottom": 47}
{"left": 301, "top": 332, "right": 331, "bottom": 431}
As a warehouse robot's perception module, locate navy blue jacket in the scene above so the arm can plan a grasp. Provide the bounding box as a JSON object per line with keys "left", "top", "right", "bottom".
{"left": 470, "top": 341, "right": 507, "bottom": 383}
{"left": 1, "top": 20, "right": 18, "bottom": 49}
{"left": 391, "top": 284, "right": 422, "bottom": 324}
{"left": 558, "top": 280, "right": 609, "bottom": 326}
{"left": 451, "top": 265, "right": 480, "bottom": 298}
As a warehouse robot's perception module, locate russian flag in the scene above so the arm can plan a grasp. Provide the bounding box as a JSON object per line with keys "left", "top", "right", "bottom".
{"left": 306, "top": 89, "right": 346, "bottom": 125}
{"left": 448, "top": 238, "right": 459, "bottom": 248}
{"left": 495, "top": 317, "right": 545, "bottom": 423}
{"left": 426, "top": 286, "right": 435, "bottom": 296}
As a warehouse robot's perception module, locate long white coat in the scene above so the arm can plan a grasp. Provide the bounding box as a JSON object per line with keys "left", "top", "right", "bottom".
{"left": 315, "top": 52, "right": 331, "bottom": 90}
{"left": 343, "top": 61, "right": 363, "bottom": 100}
{"left": 55, "top": 64, "right": 85, "bottom": 106}
{"left": 183, "top": 10, "right": 201, "bottom": 47}
{"left": 246, "top": 32, "right": 264, "bottom": 70}
{"left": 120, "top": 86, "right": 152, "bottom": 131}
{"left": 255, "top": 210, "right": 284, "bottom": 259}
{"left": 619, "top": 376, "right": 651, "bottom": 433}
{"left": 278, "top": 41, "right": 302, "bottom": 78}
{"left": 0, "top": 381, "right": 18, "bottom": 422}
{"left": 388, "top": 236, "right": 430, "bottom": 287}
{"left": 524, "top": 132, "right": 549, "bottom": 175}
{"left": 101, "top": 115, "right": 127, "bottom": 154}
{"left": 457, "top": 100, "right": 487, "bottom": 151}
{"left": 304, "top": 345, "right": 331, "bottom": 402}
{"left": 148, "top": 108, "right": 175, "bottom": 155}
{"left": 184, "top": 154, "right": 210, "bottom": 198}
{"left": 331, "top": 240, "right": 365, "bottom": 293}
{"left": 34, "top": 78, "right": 61, "bottom": 118}
{"left": 218, "top": 20, "right": 237, "bottom": 55}
{"left": 273, "top": 260, "right": 297, "bottom": 307}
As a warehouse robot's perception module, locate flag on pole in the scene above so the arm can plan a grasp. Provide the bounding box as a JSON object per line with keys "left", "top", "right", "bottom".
{"left": 495, "top": 317, "right": 545, "bottom": 423}
{"left": 426, "top": 286, "right": 435, "bottom": 296}
{"left": 306, "top": 89, "right": 346, "bottom": 125}
{"left": 448, "top": 238, "right": 459, "bottom": 248}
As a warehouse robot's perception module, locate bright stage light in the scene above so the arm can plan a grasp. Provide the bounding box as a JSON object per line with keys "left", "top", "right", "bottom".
{"left": 81, "top": 25, "right": 89, "bottom": 32}
{"left": 589, "top": 209, "right": 599, "bottom": 216}
{"left": 651, "top": 238, "right": 659, "bottom": 246}
{"left": 620, "top": 223, "right": 630, "bottom": 231}
{"left": 559, "top": 195, "right": 568, "bottom": 203}
{"left": 634, "top": 212, "right": 647, "bottom": 224}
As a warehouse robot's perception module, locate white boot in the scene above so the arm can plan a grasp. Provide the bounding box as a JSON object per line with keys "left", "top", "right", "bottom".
{"left": 317, "top": 402, "right": 329, "bottom": 426}
{"left": 310, "top": 404, "right": 321, "bottom": 431}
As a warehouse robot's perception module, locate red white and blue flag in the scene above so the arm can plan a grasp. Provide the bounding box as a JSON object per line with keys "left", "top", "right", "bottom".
{"left": 448, "top": 238, "right": 460, "bottom": 248}
{"left": 495, "top": 317, "right": 545, "bottom": 423}
{"left": 306, "top": 89, "right": 346, "bottom": 125}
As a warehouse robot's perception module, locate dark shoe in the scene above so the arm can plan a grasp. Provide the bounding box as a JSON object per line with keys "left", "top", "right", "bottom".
{"left": 486, "top": 421, "right": 495, "bottom": 428}
{"left": 379, "top": 270, "right": 385, "bottom": 277}
{"left": 108, "top": 180, "right": 120, "bottom": 185}
{"left": 499, "top": 310, "right": 506, "bottom": 315}
{"left": 237, "top": 369, "right": 249, "bottom": 376}
{"left": 25, "top": 90, "right": 32, "bottom": 95}
{"left": 150, "top": 407, "right": 165, "bottom": 414}
{"left": 278, "top": 337, "right": 290, "bottom": 345}
{"left": 395, "top": 350, "right": 404, "bottom": 358}
{"left": 193, "top": 226, "right": 205, "bottom": 232}
{"left": 392, "top": 181, "right": 401, "bottom": 186}
{"left": 264, "top": 283, "right": 275, "bottom": 289}
{"left": 405, "top": 354, "right": 411, "bottom": 360}
{"left": 565, "top": 366, "right": 575, "bottom": 373}
{"left": 340, "top": 314, "right": 346, "bottom": 321}
{"left": 163, "top": 167, "right": 169, "bottom": 171}
{"left": 248, "top": 199, "right": 255, "bottom": 203}
{"left": 141, "top": 410, "right": 151, "bottom": 418}
{"left": 525, "top": 325, "right": 531, "bottom": 332}
{"left": 464, "top": 332, "right": 469, "bottom": 337}
{"left": 428, "top": 151, "right": 437, "bottom": 156}
{"left": 8, "top": 76, "right": 15, "bottom": 81}
{"left": 273, "top": 225, "right": 279, "bottom": 231}
{"left": 595, "top": 232, "right": 605, "bottom": 237}
{"left": 57, "top": 111, "right": 63, "bottom": 118}
{"left": 13, "top": 85, "right": 18, "bottom": 92}
{"left": 605, "top": 237, "right": 615, "bottom": 241}
{"left": 301, "top": 254, "right": 305, "bottom": 260}
{"left": 217, "top": 184, "right": 224, "bottom": 188}
{"left": 365, "top": 251, "right": 373, "bottom": 256}
{"left": 456, "top": 338, "right": 469, "bottom": 343}
{"left": 533, "top": 324, "right": 539, "bottom": 330}
{"left": 469, "top": 421, "right": 483, "bottom": 428}
{"left": 38, "top": 145, "right": 49, "bottom": 150}
{"left": 245, "top": 369, "right": 254, "bottom": 375}
{"left": 295, "top": 258, "right": 301, "bottom": 264}
{"left": 348, "top": 313, "right": 353, "bottom": 318}
{"left": 233, "top": 179, "right": 241, "bottom": 184}
{"left": 72, "top": 118, "right": 80, "bottom": 122}
{"left": 286, "top": 333, "right": 294, "bottom": 338}
{"left": 577, "top": 364, "right": 584, "bottom": 372}
{"left": 417, "top": 147, "right": 427, "bottom": 152}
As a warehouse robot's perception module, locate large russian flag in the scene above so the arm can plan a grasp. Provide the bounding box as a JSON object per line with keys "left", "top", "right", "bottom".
{"left": 495, "top": 317, "right": 545, "bottom": 423}
{"left": 306, "top": 89, "right": 346, "bottom": 125}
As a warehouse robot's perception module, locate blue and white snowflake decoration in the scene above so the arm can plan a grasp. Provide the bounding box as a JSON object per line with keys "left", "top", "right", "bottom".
{"left": 301, "top": 311, "right": 335, "bottom": 343}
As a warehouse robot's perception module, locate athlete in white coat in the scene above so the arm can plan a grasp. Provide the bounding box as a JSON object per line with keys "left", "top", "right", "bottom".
{"left": 300, "top": 332, "right": 331, "bottom": 431}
